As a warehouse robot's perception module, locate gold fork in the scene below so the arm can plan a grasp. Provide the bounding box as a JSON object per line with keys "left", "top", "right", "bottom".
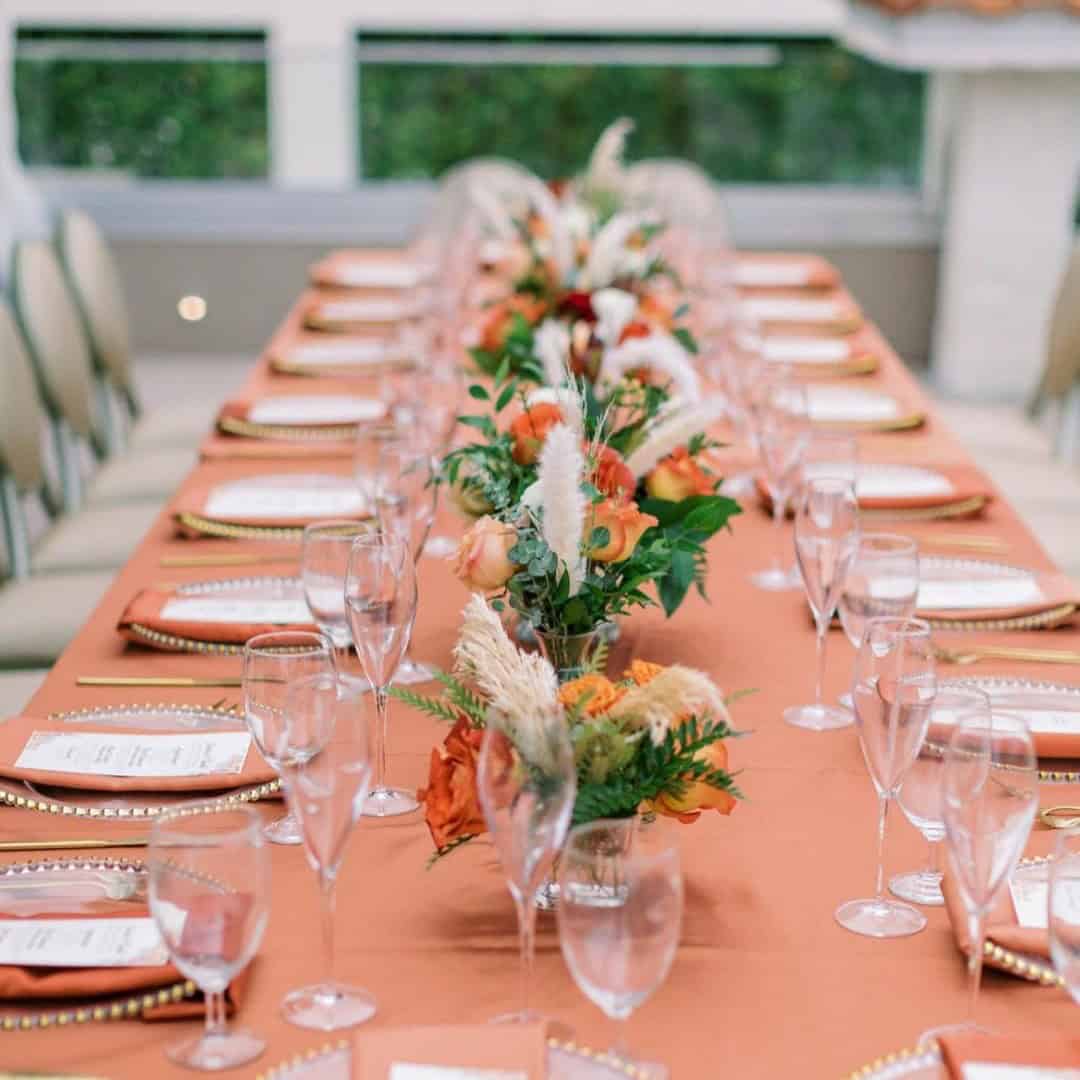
{"left": 933, "top": 643, "right": 1080, "bottom": 666}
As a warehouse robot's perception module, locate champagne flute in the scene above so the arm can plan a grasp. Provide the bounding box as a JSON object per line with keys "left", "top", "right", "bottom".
{"left": 280, "top": 673, "right": 376, "bottom": 1030}
{"left": 301, "top": 520, "right": 370, "bottom": 683}
{"left": 749, "top": 379, "right": 809, "bottom": 592}
{"left": 242, "top": 630, "right": 336, "bottom": 845}
{"left": 345, "top": 532, "right": 419, "bottom": 817}
{"left": 836, "top": 616, "right": 936, "bottom": 937}
{"left": 892, "top": 686, "right": 983, "bottom": 907}
{"left": 557, "top": 819, "right": 682, "bottom": 1080}
{"left": 1049, "top": 830, "right": 1080, "bottom": 1006}
{"left": 147, "top": 806, "right": 270, "bottom": 1070}
{"left": 477, "top": 711, "right": 576, "bottom": 1023}
{"left": 929, "top": 701, "right": 1037, "bottom": 1036}
{"left": 784, "top": 476, "right": 859, "bottom": 731}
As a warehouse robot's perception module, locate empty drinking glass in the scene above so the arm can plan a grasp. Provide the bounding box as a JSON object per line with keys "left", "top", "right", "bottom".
{"left": 891, "top": 685, "right": 981, "bottom": 907}
{"left": 801, "top": 432, "right": 858, "bottom": 490}
{"left": 280, "top": 673, "right": 376, "bottom": 1031}
{"left": 345, "top": 532, "right": 419, "bottom": 817}
{"left": 836, "top": 617, "right": 936, "bottom": 937}
{"left": 148, "top": 806, "right": 270, "bottom": 1070}
{"left": 557, "top": 819, "right": 683, "bottom": 1080}
{"left": 243, "top": 630, "right": 336, "bottom": 845}
{"left": 478, "top": 711, "right": 576, "bottom": 1023}
{"left": 1049, "top": 830, "right": 1080, "bottom": 1006}
{"left": 784, "top": 476, "right": 859, "bottom": 731}
{"left": 301, "top": 520, "right": 370, "bottom": 681}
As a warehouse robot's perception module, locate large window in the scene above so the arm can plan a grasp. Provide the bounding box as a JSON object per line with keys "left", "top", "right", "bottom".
{"left": 358, "top": 35, "right": 925, "bottom": 186}
{"left": 14, "top": 28, "right": 269, "bottom": 179}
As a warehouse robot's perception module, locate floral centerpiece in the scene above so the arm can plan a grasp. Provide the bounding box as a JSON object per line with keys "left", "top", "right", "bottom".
{"left": 394, "top": 595, "right": 742, "bottom": 860}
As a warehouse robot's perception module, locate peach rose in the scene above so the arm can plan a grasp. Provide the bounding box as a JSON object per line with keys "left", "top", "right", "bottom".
{"left": 509, "top": 402, "right": 564, "bottom": 466}
{"left": 591, "top": 445, "right": 636, "bottom": 504}
{"left": 559, "top": 674, "right": 625, "bottom": 717}
{"left": 638, "top": 293, "right": 675, "bottom": 331}
{"left": 479, "top": 295, "right": 548, "bottom": 353}
{"left": 451, "top": 516, "right": 517, "bottom": 592}
{"left": 650, "top": 740, "right": 736, "bottom": 824}
{"left": 645, "top": 447, "right": 718, "bottom": 502}
{"left": 417, "top": 718, "right": 488, "bottom": 848}
{"left": 587, "top": 499, "right": 658, "bottom": 564}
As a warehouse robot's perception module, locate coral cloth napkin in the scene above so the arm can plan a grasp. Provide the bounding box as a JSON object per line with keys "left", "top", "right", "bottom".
{"left": 938, "top": 1032, "right": 1080, "bottom": 1077}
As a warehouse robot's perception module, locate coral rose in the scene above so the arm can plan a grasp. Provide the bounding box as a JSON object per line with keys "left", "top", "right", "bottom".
{"left": 645, "top": 447, "right": 718, "bottom": 502}
{"left": 509, "top": 402, "right": 564, "bottom": 466}
{"left": 417, "top": 718, "right": 487, "bottom": 848}
{"left": 650, "top": 740, "right": 736, "bottom": 824}
{"left": 618, "top": 320, "right": 652, "bottom": 344}
{"left": 592, "top": 445, "right": 636, "bottom": 504}
{"left": 587, "top": 499, "right": 658, "bottom": 564}
{"left": 638, "top": 292, "right": 675, "bottom": 330}
{"left": 479, "top": 295, "right": 547, "bottom": 353}
{"left": 559, "top": 674, "right": 625, "bottom": 717}
{"left": 451, "top": 516, "right": 517, "bottom": 592}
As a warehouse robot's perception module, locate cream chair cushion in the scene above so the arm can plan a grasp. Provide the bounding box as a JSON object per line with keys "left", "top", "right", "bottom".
{"left": 129, "top": 401, "right": 214, "bottom": 452}
{"left": 31, "top": 502, "right": 160, "bottom": 573}
{"left": 0, "top": 302, "right": 46, "bottom": 493}
{"left": 0, "top": 571, "right": 113, "bottom": 666}
{"left": 88, "top": 446, "right": 194, "bottom": 504}
{"left": 0, "top": 670, "right": 48, "bottom": 715}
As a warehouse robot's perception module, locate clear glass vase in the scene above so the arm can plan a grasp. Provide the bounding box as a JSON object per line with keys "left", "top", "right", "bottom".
{"left": 534, "top": 627, "right": 604, "bottom": 683}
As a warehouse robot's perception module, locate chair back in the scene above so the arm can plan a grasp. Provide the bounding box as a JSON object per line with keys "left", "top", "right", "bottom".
{"left": 56, "top": 208, "right": 135, "bottom": 405}
{"left": 1031, "top": 234, "right": 1080, "bottom": 411}
{"left": 0, "top": 299, "right": 46, "bottom": 496}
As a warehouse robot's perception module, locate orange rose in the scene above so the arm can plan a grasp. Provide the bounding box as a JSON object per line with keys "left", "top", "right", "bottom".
{"left": 479, "top": 295, "right": 548, "bottom": 353}
{"left": 645, "top": 447, "right": 718, "bottom": 502}
{"left": 587, "top": 499, "right": 658, "bottom": 564}
{"left": 417, "top": 718, "right": 488, "bottom": 848}
{"left": 650, "top": 740, "right": 736, "bottom": 824}
{"left": 618, "top": 320, "right": 652, "bottom": 344}
{"left": 559, "top": 674, "right": 625, "bottom": 717}
{"left": 591, "top": 445, "right": 636, "bottom": 504}
{"left": 625, "top": 660, "right": 664, "bottom": 687}
{"left": 638, "top": 293, "right": 675, "bottom": 331}
{"left": 509, "top": 402, "right": 564, "bottom": 466}
{"left": 451, "top": 516, "right": 517, "bottom": 592}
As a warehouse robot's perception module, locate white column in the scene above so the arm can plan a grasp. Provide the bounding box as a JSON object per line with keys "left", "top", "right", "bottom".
{"left": 268, "top": 13, "right": 354, "bottom": 188}
{"left": 932, "top": 70, "right": 1080, "bottom": 401}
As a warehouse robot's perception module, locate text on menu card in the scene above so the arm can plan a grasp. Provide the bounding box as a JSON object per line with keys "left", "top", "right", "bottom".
{"left": 160, "top": 597, "right": 312, "bottom": 625}
{"left": 0, "top": 918, "right": 168, "bottom": 968}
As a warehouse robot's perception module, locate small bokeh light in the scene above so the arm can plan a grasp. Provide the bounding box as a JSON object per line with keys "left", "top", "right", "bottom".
{"left": 177, "top": 294, "right": 207, "bottom": 322}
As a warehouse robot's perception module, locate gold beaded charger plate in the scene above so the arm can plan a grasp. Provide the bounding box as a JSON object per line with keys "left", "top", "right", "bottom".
{"left": 258, "top": 1037, "right": 648, "bottom": 1079}
{"left": 844, "top": 1044, "right": 941, "bottom": 1080}
{"left": 0, "top": 858, "right": 196, "bottom": 1031}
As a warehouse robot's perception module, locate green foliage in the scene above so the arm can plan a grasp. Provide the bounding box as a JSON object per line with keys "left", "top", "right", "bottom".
{"left": 390, "top": 670, "right": 489, "bottom": 727}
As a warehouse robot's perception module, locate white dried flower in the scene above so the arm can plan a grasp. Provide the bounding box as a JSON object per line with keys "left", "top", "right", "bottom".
{"left": 597, "top": 334, "right": 701, "bottom": 404}
{"left": 469, "top": 182, "right": 517, "bottom": 242}
{"left": 538, "top": 423, "right": 587, "bottom": 595}
{"left": 592, "top": 288, "right": 638, "bottom": 349}
{"left": 609, "top": 665, "right": 730, "bottom": 746}
{"left": 525, "top": 177, "right": 573, "bottom": 284}
{"left": 534, "top": 319, "right": 572, "bottom": 389}
{"left": 582, "top": 212, "right": 646, "bottom": 290}
{"left": 624, "top": 395, "right": 728, "bottom": 479}
{"left": 585, "top": 117, "right": 635, "bottom": 196}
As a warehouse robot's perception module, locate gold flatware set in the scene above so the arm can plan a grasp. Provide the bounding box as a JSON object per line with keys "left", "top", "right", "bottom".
{"left": 76, "top": 676, "right": 243, "bottom": 688}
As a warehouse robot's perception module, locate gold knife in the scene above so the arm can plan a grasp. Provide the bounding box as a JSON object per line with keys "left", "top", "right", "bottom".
{"left": 77, "top": 676, "right": 243, "bottom": 688}
{"left": 0, "top": 838, "right": 149, "bottom": 852}
{"left": 160, "top": 552, "right": 298, "bottom": 568}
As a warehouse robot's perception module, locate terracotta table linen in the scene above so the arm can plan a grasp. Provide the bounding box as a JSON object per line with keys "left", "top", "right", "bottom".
{"left": 5, "top": 259, "right": 1080, "bottom": 1078}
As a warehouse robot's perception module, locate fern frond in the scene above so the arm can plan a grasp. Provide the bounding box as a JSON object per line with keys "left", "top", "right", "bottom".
{"left": 584, "top": 635, "right": 611, "bottom": 676}
{"left": 426, "top": 833, "right": 479, "bottom": 868}
{"left": 432, "top": 671, "right": 488, "bottom": 726}
{"left": 388, "top": 685, "right": 462, "bottom": 725}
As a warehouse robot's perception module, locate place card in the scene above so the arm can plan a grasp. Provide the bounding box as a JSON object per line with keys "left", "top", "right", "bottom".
{"left": 740, "top": 297, "right": 842, "bottom": 322}
{"left": 734, "top": 262, "right": 813, "bottom": 288}
{"left": 762, "top": 337, "right": 851, "bottom": 364}
{"left": 203, "top": 485, "right": 366, "bottom": 520}
{"left": 964, "top": 1067, "right": 1080, "bottom": 1080}
{"left": 15, "top": 731, "right": 251, "bottom": 778}
{"left": 391, "top": 1068, "right": 526, "bottom": 1080}
{"left": 160, "top": 597, "right": 312, "bottom": 625}
{"left": 1000, "top": 706, "right": 1080, "bottom": 736}
{"left": 917, "top": 578, "right": 1044, "bottom": 611}
{"left": 806, "top": 388, "right": 901, "bottom": 423}
{"left": 248, "top": 395, "right": 386, "bottom": 425}
{"left": 0, "top": 917, "right": 168, "bottom": 968}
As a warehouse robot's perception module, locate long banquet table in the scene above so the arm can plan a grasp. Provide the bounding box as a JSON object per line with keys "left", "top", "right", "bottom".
{"left": 5, "top": 263, "right": 1080, "bottom": 1079}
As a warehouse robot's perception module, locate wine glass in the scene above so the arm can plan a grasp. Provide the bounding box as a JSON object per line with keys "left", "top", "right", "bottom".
{"left": 279, "top": 673, "right": 376, "bottom": 1031}
{"left": 750, "top": 379, "right": 809, "bottom": 592}
{"left": 837, "top": 533, "right": 919, "bottom": 710}
{"left": 783, "top": 476, "right": 860, "bottom": 730}
{"left": 477, "top": 711, "right": 577, "bottom": 1023}
{"left": 242, "top": 630, "right": 336, "bottom": 845}
{"left": 147, "top": 806, "right": 270, "bottom": 1070}
{"left": 301, "top": 520, "right": 370, "bottom": 682}
{"left": 892, "top": 685, "right": 984, "bottom": 907}
{"left": 1049, "top": 830, "right": 1080, "bottom": 1006}
{"left": 931, "top": 701, "right": 1037, "bottom": 1036}
{"left": 801, "top": 432, "right": 858, "bottom": 490}
{"left": 836, "top": 616, "right": 936, "bottom": 937}
{"left": 345, "top": 532, "right": 419, "bottom": 817}
{"left": 557, "top": 819, "right": 682, "bottom": 1080}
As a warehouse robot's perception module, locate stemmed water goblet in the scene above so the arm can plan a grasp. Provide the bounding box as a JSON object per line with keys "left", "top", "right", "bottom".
{"left": 925, "top": 701, "right": 1037, "bottom": 1038}
{"left": 783, "top": 476, "right": 859, "bottom": 730}
{"left": 1049, "top": 830, "right": 1080, "bottom": 1006}
{"left": 836, "top": 616, "right": 936, "bottom": 937}
{"left": 557, "top": 819, "right": 683, "bottom": 1080}
{"left": 147, "top": 806, "right": 270, "bottom": 1070}
{"left": 477, "top": 710, "right": 576, "bottom": 1024}
{"left": 345, "top": 532, "right": 419, "bottom": 817}
{"left": 242, "top": 630, "right": 336, "bottom": 845}
{"left": 279, "top": 673, "right": 377, "bottom": 1030}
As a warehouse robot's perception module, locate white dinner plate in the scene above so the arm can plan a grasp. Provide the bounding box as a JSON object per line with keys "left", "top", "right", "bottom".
{"left": 247, "top": 395, "right": 386, "bottom": 426}
{"left": 48, "top": 703, "right": 245, "bottom": 732}
{"left": 164, "top": 575, "right": 307, "bottom": 627}
{"left": 202, "top": 473, "right": 367, "bottom": 521}
{"left": 946, "top": 677, "right": 1080, "bottom": 740}
{"left": 844, "top": 1045, "right": 942, "bottom": 1080}
{"left": 917, "top": 557, "right": 1042, "bottom": 613}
